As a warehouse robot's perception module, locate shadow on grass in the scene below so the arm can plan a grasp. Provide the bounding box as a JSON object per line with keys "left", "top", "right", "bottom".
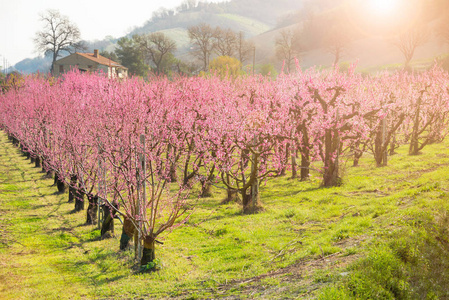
{"left": 55, "top": 254, "right": 129, "bottom": 286}
{"left": 51, "top": 190, "right": 66, "bottom": 196}
{"left": 45, "top": 198, "right": 65, "bottom": 217}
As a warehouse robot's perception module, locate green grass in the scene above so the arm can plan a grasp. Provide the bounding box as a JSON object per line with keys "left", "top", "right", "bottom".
{"left": 217, "top": 14, "right": 271, "bottom": 35}
{"left": 1, "top": 131, "right": 449, "bottom": 299}
{"left": 159, "top": 27, "right": 191, "bottom": 50}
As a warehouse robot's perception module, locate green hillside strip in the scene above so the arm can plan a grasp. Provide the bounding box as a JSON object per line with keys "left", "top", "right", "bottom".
{"left": 159, "top": 28, "right": 191, "bottom": 50}
{"left": 158, "top": 15, "right": 271, "bottom": 56}
{"left": 1, "top": 129, "right": 449, "bottom": 298}
{"left": 217, "top": 14, "right": 272, "bottom": 35}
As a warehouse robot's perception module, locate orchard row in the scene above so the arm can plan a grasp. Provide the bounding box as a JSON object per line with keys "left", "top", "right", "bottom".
{"left": 1, "top": 66, "right": 448, "bottom": 266}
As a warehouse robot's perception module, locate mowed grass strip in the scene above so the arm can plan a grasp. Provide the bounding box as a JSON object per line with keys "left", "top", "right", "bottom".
{"left": 1, "top": 129, "right": 449, "bottom": 299}
{"left": 0, "top": 133, "right": 130, "bottom": 300}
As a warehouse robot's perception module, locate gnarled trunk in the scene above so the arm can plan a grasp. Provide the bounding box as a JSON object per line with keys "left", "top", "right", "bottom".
{"left": 278, "top": 143, "right": 289, "bottom": 177}
{"left": 68, "top": 175, "right": 77, "bottom": 203}
{"left": 86, "top": 194, "right": 98, "bottom": 225}
{"left": 43, "top": 160, "right": 54, "bottom": 179}
{"left": 34, "top": 156, "right": 41, "bottom": 168}
{"left": 101, "top": 201, "right": 119, "bottom": 237}
{"left": 74, "top": 185, "right": 85, "bottom": 212}
{"left": 291, "top": 152, "right": 297, "bottom": 179}
{"left": 200, "top": 165, "right": 216, "bottom": 198}
{"left": 300, "top": 153, "right": 310, "bottom": 181}
{"left": 57, "top": 177, "right": 66, "bottom": 193}
{"left": 322, "top": 129, "right": 341, "bottom": 187}
{"left": 120, "top": 217, "right": 135, "bottom": 250}
{"left": 242, "top": 180, "right": 260, "bottom": 214}
{"left": 200, "top": 179, "right": 212, "bottom": 198}
{"left": 141, "top": 235, "right": 156, "bottom": 267}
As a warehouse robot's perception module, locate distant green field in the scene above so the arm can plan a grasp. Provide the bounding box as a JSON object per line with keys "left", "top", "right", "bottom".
{"left": 157, "top": 14, "right": 272, "bottom": 58}
{"left": 1, "top": 130, "right": 449, "bottom": 299}
{"left": 218, "top": 13, "right": 272, "bottom": 35}
{"left": 159, "top": 27, "right": 191, "bottom": 50}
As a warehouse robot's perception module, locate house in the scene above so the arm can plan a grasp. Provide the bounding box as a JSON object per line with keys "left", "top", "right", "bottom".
{"left": 53, "top": 49, "right": 128, "bottom": 79}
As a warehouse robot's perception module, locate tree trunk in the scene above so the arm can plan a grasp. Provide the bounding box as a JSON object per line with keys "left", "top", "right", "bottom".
{"left": 352, "top": 141, "right": 364, "bottom": 167}
{"left": 334, "top": 50, "right": 340, "bottom": 66}
{"left": 409, "top": 90, "right": 423, "bottom": 155}
{"left": 100, "top": 201, "right": 118, "bottom": 237}
{"left": 322, "top": 160, "right": 340, "bottom": 187}
{"left": 68, "top": 175, "right": 77, "bottom": 203}
{"left": 42, "top": 160, "right": 53, "bottom": 178}
{"left": 291, "top": 152, "right": 297, "bottom": 179}
{"left": 242, "top": 181, "right": 261, "bottom": 214}
{"left": 374, "top": 128, "right": 383, "bottom": 167}
{"left": 166, "top": 144, "right": 177, "bottom": 182}
{"left": 57, "top": 176, "right": 66, "bottom": 194}
{"left": 200, "top": 165, "right": 215, "bottom": 198}
{"left": 200, "top": 179, "right": 212, "bottom": 198}
{"left": 74, "top": 186, "right": 85, "bottom": 212}
{"left": 353, "top": 152, "right": 363, "bottom": 167}
{"left": 242, "top": 152, "right": 261, "bottom": 214}
{"left": 86, "top": 194, "right": 98, "bottom": 225}
{"left": 134, "top": 230, "right": 140, "bottom": 261}
{"left": 141, "top": 236, "right": 156, "bottom": 267}
{"left": 169, "top": 163, "right": 177, "bottom": 182}
{"left": 222, "top": 172, "right": 239, "bottom": 204}
{"left": 389, "top": 133, "right": 397, "bottom": 156}
{"left": 322, "top": 130, "right": 341, "bottom": 187}
{"left": 300, "top": 153, "right": 310, "bottom": 181}
{"left": 34, "top": 156, "right": 41, "bottom": 168}
{"left": 242, "top": 188, "right": 258, "bottom": 214}
{"left": 278, "top": 144, "right": 289, "bottom": 176}
{"left": 120, "top": 218, "right": 134, "bottom": 250}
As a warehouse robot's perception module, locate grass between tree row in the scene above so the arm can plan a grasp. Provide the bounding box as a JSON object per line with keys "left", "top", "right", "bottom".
{"left": 1, "top": 130, "right": 449, "bottom": 299}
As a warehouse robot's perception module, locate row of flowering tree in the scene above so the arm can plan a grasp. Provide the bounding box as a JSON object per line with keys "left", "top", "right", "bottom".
{"left": 1, "top": 66, "right": 448, "bottom": 267}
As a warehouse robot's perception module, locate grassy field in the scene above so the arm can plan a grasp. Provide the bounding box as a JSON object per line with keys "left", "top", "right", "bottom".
{"left": 1, "top": 130, "right": 449, "bottom": 299}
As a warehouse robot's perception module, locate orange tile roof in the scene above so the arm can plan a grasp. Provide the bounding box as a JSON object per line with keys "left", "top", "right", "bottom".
{"left": 77, "top": 52, "right": 127, "bottom": 69}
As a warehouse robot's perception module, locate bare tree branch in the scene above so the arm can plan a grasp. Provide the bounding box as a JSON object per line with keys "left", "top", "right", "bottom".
{"left": 188, "top": 23, "right": 216, "bottom": 71}
{"left": 135, "top": 32, "right": 177, "bottom": 75}
{"left": 34, "top": 9, "right": 85, "bottom": 74}
{"left": 214, "top": 28, "right": 237, "bottom": 57}
{"left": 392, "top": 22, "right": 428, "bottom": 70}
{"left": 275, "top": 28, "right": 302, "bottom": 73}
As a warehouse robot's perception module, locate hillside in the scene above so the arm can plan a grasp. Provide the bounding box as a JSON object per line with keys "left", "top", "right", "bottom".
{"left": 252, "top": 23, "right": 448, "bottom": 72}
{"left": 146, "top": 13, "right": 272, "bottom": 57}
{"left": 14, "top": 0, "right": 302, "bottom": 74}
{"left": 13, "top": 0, "right": 449, "bottom": 74}
{"left": 130, "top": 0, "right": 304, "bottom": 34}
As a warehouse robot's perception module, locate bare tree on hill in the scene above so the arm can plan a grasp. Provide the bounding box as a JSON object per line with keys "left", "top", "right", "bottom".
{"left": 135, "top": 32, "right": 177, "bottom": 75}
{"left": 275, "top": 28, "right": 302, "bottom": 73}
{"left": 214, "top": 28, "right": 237, "bottom": 57}
{"left": 34, "top": 9, "right": 86, "bottom": 74}
{"left": 236, "top": 31, "right": 254, "bottom": 68}
{"left": 393, "top": 22, "right": 429, "bottom": 71}
{"left": 323, "top": 18, "right": 353, "bottom": 66}
{"left": 188, "top": 23, "right": 217, "bottom": 71}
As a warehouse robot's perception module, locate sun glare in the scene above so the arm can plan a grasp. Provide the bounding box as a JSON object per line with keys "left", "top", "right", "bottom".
{"left": 367, "top": 0, "right": 399, "bottom": 15}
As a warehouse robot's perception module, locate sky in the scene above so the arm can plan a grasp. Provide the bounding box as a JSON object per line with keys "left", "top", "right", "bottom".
{"left": 0, "top": 0, "right": 226, "bottom": 68}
